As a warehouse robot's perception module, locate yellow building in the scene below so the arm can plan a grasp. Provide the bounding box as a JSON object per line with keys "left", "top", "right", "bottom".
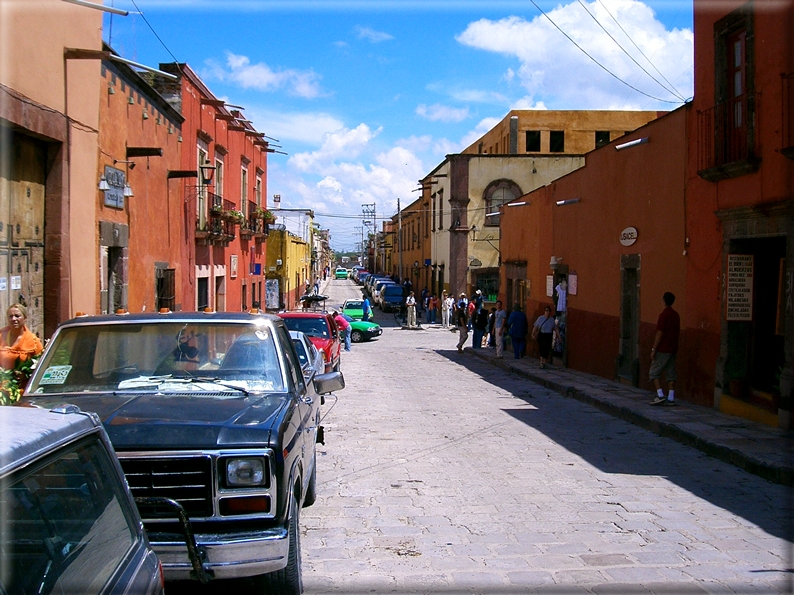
{"left": 265, "top": 225, "right": 311, "bottom": 311}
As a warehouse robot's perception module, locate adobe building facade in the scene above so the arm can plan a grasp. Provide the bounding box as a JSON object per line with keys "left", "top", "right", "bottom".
{"left": 0, "top": 0, "right": 103, "bottom": 337}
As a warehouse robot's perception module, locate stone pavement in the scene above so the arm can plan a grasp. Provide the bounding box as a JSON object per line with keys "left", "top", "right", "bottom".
{"left": 461, "top": 340, "right": 794, "bottom": 487}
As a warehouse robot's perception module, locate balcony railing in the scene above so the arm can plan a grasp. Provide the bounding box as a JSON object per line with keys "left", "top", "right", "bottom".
{"left": 196, "top": 192, "right": 235, "bottom": 243}
{"left": 697, "top": 92, "right": 758, "bottom": 179}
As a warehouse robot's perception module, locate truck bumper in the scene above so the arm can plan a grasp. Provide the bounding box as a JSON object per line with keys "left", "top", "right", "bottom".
{"left": 150, "top": 526, "right": 289, "bottom": 581}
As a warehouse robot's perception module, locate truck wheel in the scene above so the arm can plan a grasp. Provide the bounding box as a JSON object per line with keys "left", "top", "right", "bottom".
{"left": 258, "top": 490, "right": 302, "bottom": 594}
{"left": 350, "top": 330, "right": 363, "bottom": 343}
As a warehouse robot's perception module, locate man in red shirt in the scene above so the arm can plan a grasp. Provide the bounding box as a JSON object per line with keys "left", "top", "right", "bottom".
{"left": 650, "top": 292, "right": 680, "bottom": 405}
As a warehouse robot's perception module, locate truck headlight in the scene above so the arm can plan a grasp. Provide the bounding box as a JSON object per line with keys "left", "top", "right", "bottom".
{"left": 226, "top": 458, "right": 266, "bottom": 487}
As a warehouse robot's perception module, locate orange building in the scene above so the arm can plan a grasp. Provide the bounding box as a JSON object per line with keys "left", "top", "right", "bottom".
{"left": 97, "top": 48, "right": 185, "bottom": 314}
{"left": 501, "top": 0, "right": 793, "bottom": 428}
{"left": 395, "top": 196, "right": 431, "bottom": 290}
{"left": 153, "top": 64, "right": 270, "bottom": 312}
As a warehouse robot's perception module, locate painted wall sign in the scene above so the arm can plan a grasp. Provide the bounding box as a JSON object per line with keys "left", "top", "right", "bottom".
{"left": 726, "top": 254, "right": 753, "bottom": 321}
{"left": 102, "top": 165, "right": 126, "bottom": 209}
{"left": 230, "top": 255, "right": 238, "bottom": 279}
{"left": 568, "top": 274, "right": 578, "bottom": 296}
{"left": 546, "top": 275, "right": 554, "bottom": 297}
{"left": 619, "top": 226, "right": 638, "bottom": 246}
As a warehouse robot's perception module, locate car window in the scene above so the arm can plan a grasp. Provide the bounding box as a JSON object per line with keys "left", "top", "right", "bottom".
{"left": 0, "top": 435, "right": 137, "bottom": 594}
{"left": 292, "top": 338, "right": 309, "bottom": 366}
{"left": 28, "top": 322, "right": 285, "bottom": 394}
{"left": 383, "top": 286, "right": 403, "bottom": 296}
{"left": 281, "top": 318, "right": 330, "bottom": 339}
{"left": 276, "top": 326, "right": 305, "bottom": 392}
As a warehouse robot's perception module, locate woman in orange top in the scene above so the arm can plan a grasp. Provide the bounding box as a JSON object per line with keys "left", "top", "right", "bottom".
{"left": 1, "top": 304, "right": 43, "bottom": 387}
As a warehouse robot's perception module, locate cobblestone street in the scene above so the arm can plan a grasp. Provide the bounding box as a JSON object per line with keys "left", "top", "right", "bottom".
{"left": 300, "top": 279, "right": 792, "bottom": 594}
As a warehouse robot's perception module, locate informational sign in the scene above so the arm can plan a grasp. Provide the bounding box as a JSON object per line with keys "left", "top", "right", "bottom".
{"left": 0, "top": 278, "right": 6, "bottom": 291}
{"left": 726, "top": 254, "right": 753, "bottom": 321}
{"left": 230, "top": 255, "right": 238, "bottom": 279}
{"left": 10, "top": 276, "right": 21, "bottom": 290}
{"left": 619, "top": 226, "right": 638, "bottom": 246}
{"left": 102, "top": 165, "right": 126, "bottom": 209}
{"left": 546, "top": 275, "right": 554, "bottom": 297}
{"left": 568, "top": 274, "right": 578, "bottom": 296}
{"left": 265, "top": 279, "right": 280, "bottom": 310}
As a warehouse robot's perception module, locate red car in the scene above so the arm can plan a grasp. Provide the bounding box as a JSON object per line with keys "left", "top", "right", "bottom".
{"left": 279, "top": 311, "right": 342, "bottom": 373}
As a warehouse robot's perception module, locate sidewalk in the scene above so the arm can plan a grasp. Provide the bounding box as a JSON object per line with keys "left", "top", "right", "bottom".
{"left": 465, "top": 344, "right": 794, "bottom": 486}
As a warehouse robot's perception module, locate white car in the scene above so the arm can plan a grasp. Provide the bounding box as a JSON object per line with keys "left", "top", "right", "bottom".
{"left": 290, "top": 330, "right": 324, "bottom": 379}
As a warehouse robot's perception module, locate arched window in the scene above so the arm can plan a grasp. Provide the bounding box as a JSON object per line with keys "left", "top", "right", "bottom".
{"left": 483, "top": 179, "right": 522, "bottom": 227}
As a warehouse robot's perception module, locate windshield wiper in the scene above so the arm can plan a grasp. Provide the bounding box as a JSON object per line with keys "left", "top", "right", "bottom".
{"left": 192, "top": 377, "right": 250, "bottom": 396}
{"left": 115, "top": 375, "right": 249, "bottom": 395}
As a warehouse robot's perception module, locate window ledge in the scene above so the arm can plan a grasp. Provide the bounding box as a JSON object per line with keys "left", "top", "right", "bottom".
{"left": 697, "top": 157, "right": 760, "bottom": 182}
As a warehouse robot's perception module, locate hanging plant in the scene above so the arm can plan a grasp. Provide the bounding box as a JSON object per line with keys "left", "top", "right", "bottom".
{"left": 224, "top": 209, "right": 246, "bottom": 224}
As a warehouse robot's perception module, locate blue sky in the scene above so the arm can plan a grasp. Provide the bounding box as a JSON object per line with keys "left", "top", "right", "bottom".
{"left": 102, "top": 0, "right": 694, "bottom": 252}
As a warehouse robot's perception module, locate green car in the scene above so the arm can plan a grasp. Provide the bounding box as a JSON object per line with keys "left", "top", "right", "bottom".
{"left": 342, "top": 314, "right": 382, "bottom": 343}
{"left": 334, "top": 267, "right": 349, "bottom": 279}
{"left": 342, "top": 299, "right": 365, "bottom": 320}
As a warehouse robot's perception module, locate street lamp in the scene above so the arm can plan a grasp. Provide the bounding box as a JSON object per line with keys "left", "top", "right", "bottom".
{"left": 200, "top": 162, "right": 216, "bottom": 185}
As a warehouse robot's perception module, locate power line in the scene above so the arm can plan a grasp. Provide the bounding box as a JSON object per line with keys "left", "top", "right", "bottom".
{"left": 594, "top": 0, "right": 687, "bottom": 101}
{"left": 576, "top": 0, "right": 686, "bottom": 102}
{"left": 528, "top": 0, "right": 683, "bottom": 105}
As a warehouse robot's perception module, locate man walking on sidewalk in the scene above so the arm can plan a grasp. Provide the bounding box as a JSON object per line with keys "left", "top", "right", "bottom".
{"left": 494, "top": 301, "right": 507, "bottom": 358}
{"left": 649, "top": 291, "right": 680, "bottom": 405}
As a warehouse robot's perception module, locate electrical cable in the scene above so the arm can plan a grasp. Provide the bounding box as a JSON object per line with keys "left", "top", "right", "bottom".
{"left": 577, "top": 0, "right": 686, "bottom": 101}
{"left": 528, "top": 0, "right": 683, "bottom": 104}
{"left": 595, "top": 0, "right": 687, "bottom": 101}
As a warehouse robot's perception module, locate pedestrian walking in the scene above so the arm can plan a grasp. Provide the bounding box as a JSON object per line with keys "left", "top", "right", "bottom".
{"left": 507, "top": 304, "right": 529, "bottom": 359}
{"left": 486, "top": 307, "right": 496, "bottom": 347}
{"left": 362, "top": 297, "right": 372, "bottom": 322}
{"left": 405, "top": 291, "right": 417, "bottom": 328}
{"left": 455, "top": 305, "right": 469, "bottom": 352}
{"left": 440, "top": 291, "right": 450, "bottom": 327}
{"left": 333, "top": 310, "right": 352, "bottom": 351}
{"left": 494, "top": 301, "right": 507, "bottom": 358}
{"left": 532, "top": 306, "right": 559, "bottom": 369}
{"left": 649, "top": 291, "right": 680, "bottom": 405}
{"left": 472, "top": 307, "right": 488, "bottom": 349}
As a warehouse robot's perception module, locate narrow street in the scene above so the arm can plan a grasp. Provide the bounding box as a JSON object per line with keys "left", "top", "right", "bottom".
{"left": 299, "top": 279, "right": 792, "bottom": 594}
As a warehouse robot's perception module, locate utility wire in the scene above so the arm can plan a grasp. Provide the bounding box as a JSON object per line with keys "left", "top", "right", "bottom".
{"left": 595, "top": 0, "right": 687, "bottom": 101}
{"left": 577, "top": 0, "right": 686, "bottom": 101}
{"left": 528, "top": 0, "right": 682, "bottom": 104}
{"left": 128, "top": 0, "right": 183, "bottom": 67}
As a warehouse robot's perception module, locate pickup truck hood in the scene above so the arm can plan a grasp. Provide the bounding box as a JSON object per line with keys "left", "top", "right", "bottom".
{"left": 20, "top": 392, "right": 287, "bottom": 450}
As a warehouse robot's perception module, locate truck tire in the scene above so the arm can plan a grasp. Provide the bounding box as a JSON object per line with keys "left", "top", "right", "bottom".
{"left": 258, "top": 490, "right": 302, "bottom": 594}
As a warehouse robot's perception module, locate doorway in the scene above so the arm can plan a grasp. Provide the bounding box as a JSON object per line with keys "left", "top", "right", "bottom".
{"left": 617, "top": 255, "right": 641, "bottom": 386}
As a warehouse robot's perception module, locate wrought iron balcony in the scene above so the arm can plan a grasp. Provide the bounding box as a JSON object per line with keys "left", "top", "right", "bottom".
{"left": 697, "top": 92, "right": 759, "bottom": 181}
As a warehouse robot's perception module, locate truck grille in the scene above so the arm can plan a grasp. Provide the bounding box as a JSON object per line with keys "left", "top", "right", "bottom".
{"left": 120, "top": 456, "right": 213, "bottom": 519}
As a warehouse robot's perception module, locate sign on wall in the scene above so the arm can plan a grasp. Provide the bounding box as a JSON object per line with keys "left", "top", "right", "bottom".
{"left": 546, "top": 275, "right": 554, "bottom": 297}
{"left": 619, "top": 226, "right": 638, "bottom": 246}
{"left": 568, "top": 274, "right": 578, "bottom": 296}
{"left": 266, "top": 279, "right": 280, "bottom": 310}
{"left": 230, "top": 255, "right": 238, "bottom": 279}
{"left": 726, "top": 254, "right": 753, "bottom": 321}
{"left": 102, "top": 165, "right": 126, "bottom": 209}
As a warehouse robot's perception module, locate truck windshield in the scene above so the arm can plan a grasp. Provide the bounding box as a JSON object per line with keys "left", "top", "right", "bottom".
{"left": 27, "top": 322, "right": 285, "bottom": 394}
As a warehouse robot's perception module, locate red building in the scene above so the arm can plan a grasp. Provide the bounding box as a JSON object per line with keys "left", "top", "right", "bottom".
{"left": 500, "top": 0, "right": 793, "bottom": 428}
{"left": 154, "top": 64, "right": 269, "bottom": 312}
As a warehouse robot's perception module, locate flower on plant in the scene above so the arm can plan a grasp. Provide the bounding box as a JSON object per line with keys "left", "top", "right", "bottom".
{"left": 0, "top": 352, "right": 40, "bottom": 406}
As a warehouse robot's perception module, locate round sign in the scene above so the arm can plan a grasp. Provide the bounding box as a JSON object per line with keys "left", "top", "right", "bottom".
{"left": 619, "top": 226, "right": 638, "bottom": 246}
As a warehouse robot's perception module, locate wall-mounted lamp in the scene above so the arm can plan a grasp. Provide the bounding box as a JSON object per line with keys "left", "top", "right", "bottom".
{"left": 556, "top": 198, "right": 580, "bottom": 206}
{"left": 485, "top": 211, "right": 501, "bottom": 217}
{"left": 615, "top": 137, "right": 649, "bottom": 151}
{"left": 199, "top": 162, "right": 216, "bottom": 185}
{"left": 98, "top": 176, "right": 110, "bottom": 191}
{"left": 142, "top": 110, "right": 149, "bottom": 120}
{"left": 123, "top": 184, "right": 134, "bottom": 197}
{"left": 507, "top": 201, "right": 529, "bottom": 208}
{"left": 108, "top": 83, "right": 115, "bottom": 95}
{"left": 549, "top": 256, "right": 562, "bottom": 271}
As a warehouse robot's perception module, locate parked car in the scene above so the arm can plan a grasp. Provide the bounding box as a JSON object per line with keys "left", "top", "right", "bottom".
{"left": 373, "top": 279, "right": 397, "bottom": 305}
{"left": 379, "top": 283, "right": 406, "bottom": 312}
{"left": 341, "top": 314, "right": 382, "bottom": 343}
{"left": 342, "top": 299, "right": 365, "bottom": 320}
{"left": 290, "top": 329, "right": 324, "bottom": 379}
{"left": 279, "top": 311, "right": 342, "bottom": 373}
{"left": 334, "top": 267, "right": 349, "bottom": 279}
{"left": 352, "top": 269, "right": 369, "bottom": 283}
{"left": 20, "top": 311, "right": 344, "bottom": 592}
{"left": 1, "top": 405, "right": 165, "bottom": 595}
{"left": 364, "top": 275, "right": 388, "bottom": 298}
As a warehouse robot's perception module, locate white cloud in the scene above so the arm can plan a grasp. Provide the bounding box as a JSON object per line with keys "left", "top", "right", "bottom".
{"left": 416, "top": 103, "right": 470, "bottom": 123}
{"left": 206, "top": 52, "right": 324, "bottom": 99}
{"left": 457, "top": 117, "right": 502, "bottom": 152}
{"left": 245, "top": 109, "right": 345, "bottom": 146}
{"left": 289, "top": 124, "right": 381, "bottom": 172}
{"left": 355, "top": 25, "right": 394, "bottom": 43}
{"left": 455, "top": 0, "right": 693, "bottom": 108}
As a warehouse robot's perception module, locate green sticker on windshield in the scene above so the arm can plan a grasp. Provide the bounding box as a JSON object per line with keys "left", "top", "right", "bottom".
{"left": 39, "top": 365, "right": 72, "bottom": 385}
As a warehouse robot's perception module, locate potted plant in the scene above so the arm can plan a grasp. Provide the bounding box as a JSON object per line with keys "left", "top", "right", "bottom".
{"left": 224, "top": 209, "right": 245, "bottom": 224}
{"left": 209, "top": 204, "right": 223, "bottom": 216}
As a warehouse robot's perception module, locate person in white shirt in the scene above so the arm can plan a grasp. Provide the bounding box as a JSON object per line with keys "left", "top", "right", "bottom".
{"left": 405, "top": 291, "right": 417, "bottom": 328}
